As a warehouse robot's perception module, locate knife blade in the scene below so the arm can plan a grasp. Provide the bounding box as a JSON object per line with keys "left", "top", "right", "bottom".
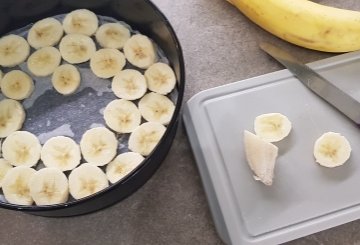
{"left": 259, "top": 42, "right": 360, "bottom": 125}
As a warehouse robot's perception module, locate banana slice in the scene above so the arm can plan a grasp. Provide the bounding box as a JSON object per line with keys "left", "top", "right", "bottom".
{"left": 313, "top": 132, "right": 351, "bottom": 168}
{"left": 59, "top": 34, "right": 96, "bottom": 64}
{"left": 111, "top": 69, "right": 147, "bottom": 100}
{"left": 41, "top": 136, "right": 81, "bottom": 171}
{"left": 2, "top": 131, "right": 42, "bottom": 167}
{"left": 27, "top": 46, "right": 62, "bottom": 77}
{"left": 0, "top": 99, "right": 26, "bottom": 138}
{"left": 90, "top": 48, "right": 126, "bottom": 79}
{"left": 123, "top": 34, "right": 157, "bottom": 69}
{"left": 106, "top": 152, "right": 144, "bottom": 184}
{"left": 254, "top": 113, "right": 292, "bottom": 142}
{"left": 103, "top": 99, "right": 141, "bottom": 133}
{"left": 2, "top": 166, "right": 36, "bottom": 205}
{"left": 244, "top": 130, "right": 278, "bottom": 186}
{"left": 29, "top": 167, "right": 69, "bottom": 205}
{"left": 0, "top": 158, "right": 12, "bottom": 187}
{"left": 95, "top": 23, "right": 131, "bottom": 49}
{"left": 63, "top": 9, "right": 99, "bottom": 36}
{"left": 27, "top": 17, "right": 64, "bottom": 49}
{"left": 80, "top": 127, "right": 118, "bottom": 166}
{"left": 0, "top": 34, "right": 30, "bottom": 67}
{"left": 1, "top": 70, "right": 34, "bottom": 100}
{"left": 52, "top": 64, "right": 81, "bottom": 95}
{"left": 128, "top": 122, "right": 166, "bottom": 156}
{"left": 145, "top": 63, "right": 176, "bottom": 95}
{"left": 138, "top": 92, "right": 175, "bottom": 125}
{"left": 68, "top": 163, "right": 109, "bottom": 200}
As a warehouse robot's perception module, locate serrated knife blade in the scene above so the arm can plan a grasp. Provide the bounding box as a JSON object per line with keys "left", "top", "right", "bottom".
{"left": 260, "top": 42, "right": 360, "bottom": 125}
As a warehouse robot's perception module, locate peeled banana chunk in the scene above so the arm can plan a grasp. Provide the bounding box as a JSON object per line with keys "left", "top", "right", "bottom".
{"left": 243, "top": 130, "right": 278, "bottom": 186}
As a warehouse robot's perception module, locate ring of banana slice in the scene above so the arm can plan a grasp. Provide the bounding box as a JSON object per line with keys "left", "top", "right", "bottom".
{"left": 0, "top": 9, "right": 177, "bottom": 206}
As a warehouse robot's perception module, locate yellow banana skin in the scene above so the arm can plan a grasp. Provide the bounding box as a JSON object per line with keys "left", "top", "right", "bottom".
{"left": 228, "top": 0, "right": 360, "bottom": 52}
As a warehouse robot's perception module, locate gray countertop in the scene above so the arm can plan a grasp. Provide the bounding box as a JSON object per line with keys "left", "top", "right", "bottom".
{"left": 1, "top": 0, "right": 360, "bottom": 244}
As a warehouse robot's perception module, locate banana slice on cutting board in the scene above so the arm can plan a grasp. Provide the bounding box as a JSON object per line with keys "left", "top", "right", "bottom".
{"left": 68, "top": 163, "right": 109, "bottom": 200}
{"left": 0, "top": 158, "right": 12, "bottom": 187}
{"left": 41, "top": 136, "right": 81, "bottom": 171}
{"left": 1, "top": 70, "right": 34, "bottom": 100}
{"left": 2, "top": 131, "right": 42, "bottom": 167}
{"left": 138, "top": 92, "right": 175, "bottom": 125}
{"left": 103, "top": 99, "right": 141, "bottom": 133}
{"left": 90, "top": 48, "right": 126, "bottom": 79}
{"left": 63, "top": 9, "right": 99, "bottom": 36}
{"left": 80, "top": 127, "right": 118, "bottom": 166}
{"left": 124, "top": 34, "right": 157, "bottom": 69}
{"left": 95, "top": 23, "right": 131, "bottom": 49}
{"left": 145, "top": 62, "right": 176, "bottom": 95}
{"left": 254, "top": 113, "right": 292, "bottom": 142}
{"left": 106, "top": 152, "right": 144, "bottom": 184}
{"left": 59, "top": 34, "right": 96, "bottom": 64}
{"left": 2, "top": 166, "right": 36, "bottom": 205}
{"left": 112, "top": 69, "right": 147, "bottom": 100}
{"left": 27, "top": 17, "right": 64, "bottom": 49}
{"left": 27, "top": 46, "right": 62, "bottom": 77}
{"left": 244, "top": 130, "right": 278, "bottom": 186}
{"left": 313, "top": 132, "right": 351, "bottom": 168}
{"left": 52, "top": 64, "right": 81, "bottom": 95}
{"left": 0, "top": 34, "right": 30, "bottom": 67}
{"left": 0, "top": 99, "right": 26, "bottom": 138}
{"left": 128, "top": 122, "right": 166, "bottom": 156}
{"left": 29, "top": 167, "right": 69, "bottom": 205}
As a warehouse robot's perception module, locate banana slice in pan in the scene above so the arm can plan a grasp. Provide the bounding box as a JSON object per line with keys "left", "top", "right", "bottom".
{"left": 90, "top": 48, "right": 126, "bottom": 79}
{"left": 103, "top": 99, "right": 141, "bottom": 133}
{"left": 128, "top": 122, "right": 166, "bottom": 156}
{"left": 68, "top": 163, "right": 109, "bottom": 200}
{"left": 0, "top": 99, "right": 26, "bottom": 138}
{"left": 27, "top": 46, "right": 62, "bottom": 77}
{"left": 52, "top": 64, "right": 81, "bottom": 95}
{"left": 2, "top": 166, "right": 36, "bottom": 205}
{"left": 63, "top": 9, "right": 99, "bottom": 36}
{"left": 80, "top": 127, "right": 118, "bottom": 166}
{"left": 27, "top": 17, "right": 64, "bottom": 49}
{"left": 106, "top": 152, "right": 144, "bottom": 184}
{"left": 1, "top": 70, "right": 34, "bottom": 100}
{"left": 138, "top": 92, "right": 175, "bottom": 125}
{"left": 145, "top": 62, "right": 176, "bottom": 95}
{"left": 95, "top": 23, "right": 130, "bottom": 49}
{"left": 124, "top": 34, "right": 157, "bottom": 69}
{"left": 111, "top": 69, "right": 147, "bottom": 100}
{"left": 29, "top": 167, "right": 69, "bottom": 205}
{"left": 41, "top": 136, "right": 81, "bottom": 171}
{"left": 59, "top": 34, "right": 96, "bottom": 64}
{"left": 2, "top": 131, "right": 42, "bottom": 167}
{"left": 0, "top": 34, "right": 30, "bottom": 67}
{"left": 0, "top": 158, "right": 12, "bottom": 188}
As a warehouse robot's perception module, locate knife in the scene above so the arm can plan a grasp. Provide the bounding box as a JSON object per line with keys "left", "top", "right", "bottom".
{"left": 259, "top": 42, "right": 360, "bottom": 125}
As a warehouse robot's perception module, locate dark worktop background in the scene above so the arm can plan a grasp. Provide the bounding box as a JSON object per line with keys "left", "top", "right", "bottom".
{"left": 1, "top": 0, "right": 360, "bottom": 244}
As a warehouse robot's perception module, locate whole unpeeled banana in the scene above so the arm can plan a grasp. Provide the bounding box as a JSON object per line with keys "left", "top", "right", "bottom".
{"left": 227, "top": 0, "right": 360, "bottom": 52}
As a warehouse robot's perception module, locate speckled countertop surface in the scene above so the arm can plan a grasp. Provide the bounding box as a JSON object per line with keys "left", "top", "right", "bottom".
{"left": 1, "top": 0, "right": 360, "bottom": 244}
